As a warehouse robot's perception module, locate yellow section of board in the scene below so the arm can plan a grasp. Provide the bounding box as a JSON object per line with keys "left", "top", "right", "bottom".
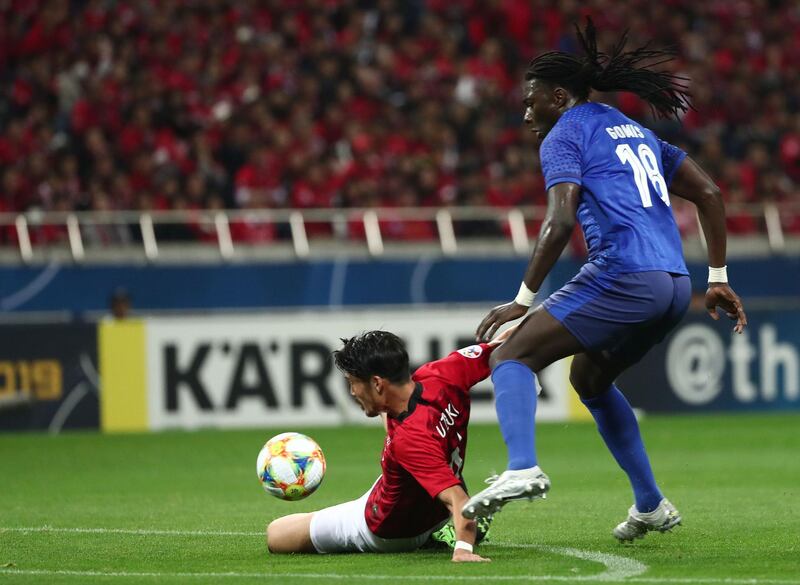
{"left": 564, "top": 355, "right": 593, "bottom": 421}
{"left": 99, "top": 319, "right": 147, "bottom": 432}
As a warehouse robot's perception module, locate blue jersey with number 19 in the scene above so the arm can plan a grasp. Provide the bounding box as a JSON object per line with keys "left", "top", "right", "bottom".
{"left": 539, "top": 102, "right": 689, "bottom": 275}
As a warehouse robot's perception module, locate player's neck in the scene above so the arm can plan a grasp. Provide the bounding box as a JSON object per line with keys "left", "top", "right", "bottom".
{"left": 560, "top": 97, "right": 589, "bottom": 116}
{"left": 384, "top": 380, "right": 417, "bottom": 418}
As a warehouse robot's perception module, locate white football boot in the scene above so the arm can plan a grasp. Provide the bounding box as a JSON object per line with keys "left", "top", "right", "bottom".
{"left": 461, "top": 466, "right": 550, "bottom": 519}
{"left": 613, "top": 498, "right": 682, "bottom": 542}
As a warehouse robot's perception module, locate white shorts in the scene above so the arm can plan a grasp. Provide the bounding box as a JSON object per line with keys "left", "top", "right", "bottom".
{"left": 309, "top": 478, "right": 446, "bottom": 554}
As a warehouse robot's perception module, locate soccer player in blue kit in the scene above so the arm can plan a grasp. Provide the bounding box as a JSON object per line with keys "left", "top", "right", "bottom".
{"left": 462, "top": 20, "right": 748, "bottom": 542}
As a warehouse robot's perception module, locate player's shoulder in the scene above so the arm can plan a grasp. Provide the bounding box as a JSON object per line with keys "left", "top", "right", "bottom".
{"left": 542, "top": 115, "right": 583, "bottom": 149}
{"left": 410, "top": 372, "right": 452, "bottom": 408}
{"left": 411, "top": 359, "right": 454, "bottom": 385}
{"left": 541, "top": 103, "right": 607, "bottom": 150}
{"left": 411, "top": 363, "right": 439, "bottom": 389}
{"left": 414, "top": 344, "right": 486, "bottom": 372}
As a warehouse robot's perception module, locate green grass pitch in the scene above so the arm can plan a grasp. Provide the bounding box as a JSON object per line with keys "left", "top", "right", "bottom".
{"left": 1, "top": 413, "right": 798, "bottom": 584}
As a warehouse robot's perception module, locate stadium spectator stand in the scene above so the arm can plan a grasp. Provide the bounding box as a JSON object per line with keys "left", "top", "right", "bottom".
{"left": 1, "top": 0, "right": 799, "bottom": 244}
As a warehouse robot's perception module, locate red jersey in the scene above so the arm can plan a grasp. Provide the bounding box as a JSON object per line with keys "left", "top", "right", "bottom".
{"left": 365, "top": 343, "right": 493, "bottom": 538}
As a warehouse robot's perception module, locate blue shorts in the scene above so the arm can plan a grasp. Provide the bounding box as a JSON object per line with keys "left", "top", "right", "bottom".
{"left": 542, "top": 263, "right": 691, "bottom": 365}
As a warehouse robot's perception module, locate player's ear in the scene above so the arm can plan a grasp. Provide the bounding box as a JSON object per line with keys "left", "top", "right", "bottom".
{"left": 553, "top": 86, "right": 568, "bottom": 107}
{"left": 371, "top": 375, "right": 384, "bottom": 395}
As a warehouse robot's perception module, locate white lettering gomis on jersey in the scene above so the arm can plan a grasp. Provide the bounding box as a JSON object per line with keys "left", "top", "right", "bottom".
{"left": 605, "top": 124, "right": 645, "bottom": 140}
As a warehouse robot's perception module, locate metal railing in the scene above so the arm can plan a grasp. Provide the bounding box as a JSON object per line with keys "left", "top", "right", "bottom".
{"left": 0, "top": 202, "right": 796, "bottom": 262}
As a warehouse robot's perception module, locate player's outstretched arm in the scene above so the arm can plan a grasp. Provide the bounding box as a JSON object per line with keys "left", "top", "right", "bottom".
{"left": 436, "top": 485, "right": 490, "bottom": 562}
{"left": 476, "top": 183, "right": 580, "bottom": 341}
{"left": 669, "top": 156, "right": 747, "bottom": 333}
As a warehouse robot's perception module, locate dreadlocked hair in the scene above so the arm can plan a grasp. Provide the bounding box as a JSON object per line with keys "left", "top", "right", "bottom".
{"left": 525, "top": 17, "right": 692, "bottom": 119}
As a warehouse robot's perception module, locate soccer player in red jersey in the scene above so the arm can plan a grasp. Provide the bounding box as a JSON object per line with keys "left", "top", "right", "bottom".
{"left": 266, "top": 329, "right": 514, "bottom": 562}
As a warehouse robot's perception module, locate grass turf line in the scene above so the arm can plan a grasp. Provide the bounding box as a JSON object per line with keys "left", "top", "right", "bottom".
{"left": 0, "top": 413, "right": 798, "bottom": 584}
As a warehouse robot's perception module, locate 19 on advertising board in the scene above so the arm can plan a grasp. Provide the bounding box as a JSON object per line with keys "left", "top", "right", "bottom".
{"left": 100, "top": 309, "right": 580, "bottom": 432}
{"left": 0, "top": 323, "right": 98, "bottom": 432}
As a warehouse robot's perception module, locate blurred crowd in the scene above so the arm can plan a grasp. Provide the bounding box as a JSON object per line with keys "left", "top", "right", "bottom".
{"left": 1, "top": 0, "right": 799, "bottom": 243}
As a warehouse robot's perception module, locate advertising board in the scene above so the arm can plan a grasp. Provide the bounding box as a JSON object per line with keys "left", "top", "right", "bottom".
{"left": 100, "top": 310, "right": 579, "bottom": 431}
{"left": 0, "top": 324, "right": 99, "bottom": 432}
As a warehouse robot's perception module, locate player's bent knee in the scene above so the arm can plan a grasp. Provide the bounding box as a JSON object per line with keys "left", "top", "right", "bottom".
{"left": 569, "top": 371, "right": 595, "bottom": 399}
{"left": 266, "top": 520, "right": 281, "bottom": 553}
{"left": 569, "top": 361, "right": 610, "bottom": 399}
{"left": 266, "top": 513, "right": 316, "bottom": 554}
{"left": 266, "top": 517, "right": 296, "bottom": 554}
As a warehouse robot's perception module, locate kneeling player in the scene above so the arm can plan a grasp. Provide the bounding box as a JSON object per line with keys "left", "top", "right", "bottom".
{"left": 266, "top": 329, "right": 510, "bottom": 562}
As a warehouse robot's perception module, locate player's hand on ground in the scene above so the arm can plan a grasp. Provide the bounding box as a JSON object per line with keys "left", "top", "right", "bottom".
{"left": 705, "top": 284, "right": 747, "bottom": 334}
{"left": 452, "top": 549, "right": 491, "bottom": 563}
{"left": 476, "top": 302, "right": 528, "bottom": 341}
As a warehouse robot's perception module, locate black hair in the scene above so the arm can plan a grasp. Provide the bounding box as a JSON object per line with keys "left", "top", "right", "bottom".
{"left": 525, "top": 18, "right": 692, "bottom": 119}
{"left": 333, "top": 331, "right": 410, "bottom": 384}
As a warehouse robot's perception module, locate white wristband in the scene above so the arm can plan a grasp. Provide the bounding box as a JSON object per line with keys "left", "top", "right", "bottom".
{"left": 514, "top": 282, "right": 537, "bottom": 307}
{"left": 708, "top": 265, "right": 728, "bottom": 283}
{"left": 454, "top": 540, "right": 473, "bottom": 553}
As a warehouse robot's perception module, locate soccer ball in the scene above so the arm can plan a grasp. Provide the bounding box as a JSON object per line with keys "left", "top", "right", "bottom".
{"left": 256, "top": 432, "right": 326, "bottom": 501}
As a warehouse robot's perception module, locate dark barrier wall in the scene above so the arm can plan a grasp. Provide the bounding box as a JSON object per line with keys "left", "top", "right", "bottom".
{"left": 620, "top": 309, "right": 800, "bottom": 413}
{"left": 0, "top": 257, "right": 798, "bottom": 314}
{"left": 0, "top": 324, "right": 99, "bottom": 431}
